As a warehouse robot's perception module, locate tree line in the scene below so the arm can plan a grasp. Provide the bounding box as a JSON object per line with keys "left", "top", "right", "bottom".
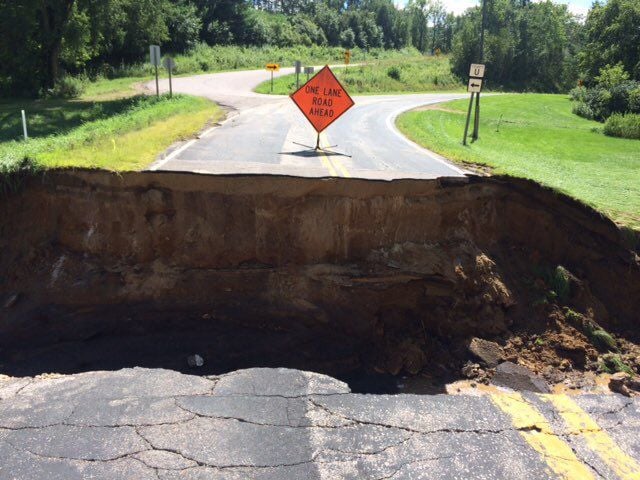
{"left": 451, "top": 0, "right": 639, "bottom": 93}
{"left": 0, "top": 0, "right": 638, "bottom": 97}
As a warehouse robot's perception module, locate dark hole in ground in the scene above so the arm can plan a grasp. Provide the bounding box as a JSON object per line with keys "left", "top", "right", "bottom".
{"left": 0, "top": 305, "right": 443, "bottom": 394}
{"left": 1, "top": 171, "right": 639, "bottom": 394}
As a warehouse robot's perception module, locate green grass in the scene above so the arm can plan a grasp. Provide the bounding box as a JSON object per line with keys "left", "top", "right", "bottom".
{"left": 255, "top": 55, "right": 462, "bottom": 95}
{"left": 105, "top": 44, "right": 425, "bottom": 79}
{"left": 0, "top": 94, "right": 221, "bottom": 172}
{"left": 397, "top": 94, "right": 640, "bottom": 230}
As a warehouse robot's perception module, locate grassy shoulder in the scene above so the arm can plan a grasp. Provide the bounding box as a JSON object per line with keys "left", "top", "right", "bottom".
{"left": 0, "top": 93, "right": 221, "bottom": 173}
{"left": 396, "top": 94, "right": 640, "bottom": 230}
{"left": 255, "top": 55, "right": 462, "bottom": 95}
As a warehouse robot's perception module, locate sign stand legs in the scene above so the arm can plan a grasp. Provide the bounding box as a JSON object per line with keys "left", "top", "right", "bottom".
{"left": 271, "top": 71, "right": 274, "bottom": 93}
{"left": 463, "top": 93, "right": 475, "bottom": 146}
{"left": 168, "top": 67, "right": 173, "bottom": 98}
{"left": 315, "top": 133, "right": 321, "bottom": 150}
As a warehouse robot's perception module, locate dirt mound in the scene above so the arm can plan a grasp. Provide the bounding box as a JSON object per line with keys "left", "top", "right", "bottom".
{"left": 0, "top": 170, "right": 638, "bottom": 391}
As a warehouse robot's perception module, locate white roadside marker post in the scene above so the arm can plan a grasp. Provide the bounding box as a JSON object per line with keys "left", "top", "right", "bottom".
{"left": 21, "top": 110, "right": 28, "bottom": 140}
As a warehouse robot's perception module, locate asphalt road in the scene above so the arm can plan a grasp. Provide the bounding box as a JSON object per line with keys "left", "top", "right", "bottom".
{"left": 147, "top": 67, "right": 467, "bottom": 179}
{"left": 1, "top": 367, "right": 639, "bottom": 479}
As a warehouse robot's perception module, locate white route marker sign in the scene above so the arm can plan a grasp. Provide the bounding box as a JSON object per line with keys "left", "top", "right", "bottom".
{"left": 468, "top": 78, "right": 483, "bottom": 93}
{"left": 150, "top": 45, "right": 161, "bottom": 67}
{"left": 469, "top": 63, "right": 486, "bottom": 78}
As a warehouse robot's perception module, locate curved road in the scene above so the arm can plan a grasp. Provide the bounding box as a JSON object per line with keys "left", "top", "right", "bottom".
{"left": 147, "top": 67, "right": 468, "bottom": 180}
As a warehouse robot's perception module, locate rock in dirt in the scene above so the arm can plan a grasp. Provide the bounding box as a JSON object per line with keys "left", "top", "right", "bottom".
{"left": 187, "top": 354, "right": 204, "bottom": 368}
{"left": 609, "top": 372, "right": 639, "bottom": 396}
{"left": 461, "top": 362, "right": 484, "bottom": 379}
{"left": 3, "top": 294, "right": 19, "bottom": 309}
{"left": 468, "top": 337, "right": 504, "bottom": 368}
{"left": 491, "top": 361, "right": 550, "bottom": 393}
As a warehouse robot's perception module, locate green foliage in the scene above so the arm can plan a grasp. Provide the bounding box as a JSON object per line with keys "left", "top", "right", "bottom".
{"left": 590, "top": 329, "right": 618, "bottom": 351}
{"left": 572, "top": 102, "right": 595, "bottom": 120}
{"left": 451, "top": 0, "right": 581, "bottom": 92}
{"left": 563, "top": 308, "right": 583, "bottom": 325}
{"left": 0, "top": 95, "right": 207, "bottom": 172}
{"left": 599, "top": 354, "right": 634, "bottom": 375}
{"left": 550, "top": 266, "right": 571, "bottom": 303}
{"left": 387, "top": 65, "right": 402, "bottom": 81}
{"left": 572, "top": 65, "right": 640, "bottom": 122}
{"left": 0, "top": 0, "right": 462, "bottom": 97}
{"left": 529, "top": 264, "right": 571, "bottom": 304}
{"left": 340, "top": 29, "right": 356, "bottom": 49}
{"left": 569, "top": 86, "right": 587, "bottom": 103}
{"left": 604, "top": 113, "right": 640, "bottom": 140}
{"left": 256, "top": 54, "right": 461, "bottom": 95}
{"left": 47, "top": 76, "right": 88, "bottom": 99}
{"left": 596, "top": 64, "right": 631, "bottom": 89}
{"left": 396, "top": 94, "right": 640, "bottom": 230}
{"left": 580, "top": 0, "right": 640, "bottom": 84}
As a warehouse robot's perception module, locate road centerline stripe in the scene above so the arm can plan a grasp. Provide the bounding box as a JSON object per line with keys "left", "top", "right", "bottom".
{"left": 545, "top": 394, "right": 640, "bottom": 479}
{"left": 319, "top": 151, "right": 337, "bottom": 176}
{"left": 491, "top": 393, "right": 596, "bottom": 480}
{"left": 320, "top": 131, "right": 350, "bottom": 177}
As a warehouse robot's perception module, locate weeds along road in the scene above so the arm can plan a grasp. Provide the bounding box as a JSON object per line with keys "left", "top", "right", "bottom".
{"left": 146, "top": 67, "right": 467, "bottom": 179}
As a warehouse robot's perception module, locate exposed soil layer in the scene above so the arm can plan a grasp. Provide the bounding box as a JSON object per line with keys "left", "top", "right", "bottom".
{"left": 1, "top": 170, "right": 638, "bottom": 392}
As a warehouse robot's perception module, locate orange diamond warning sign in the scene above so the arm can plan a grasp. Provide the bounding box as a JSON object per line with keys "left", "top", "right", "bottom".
{"left": 290, "top": 65, "right": 355, "bottom": 133}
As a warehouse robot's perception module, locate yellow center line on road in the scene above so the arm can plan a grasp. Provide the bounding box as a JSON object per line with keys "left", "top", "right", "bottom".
{"left": 319, "top": 131, "right": 351, "bottom": 178}
{"left": 319, "top": 151, "right": 338, "bottom": 176}
{"left": 491, "top": 393, "right": 596, "bottom": 480}
{"left": 544, "top": 394, "right": 640, "bottom": 479}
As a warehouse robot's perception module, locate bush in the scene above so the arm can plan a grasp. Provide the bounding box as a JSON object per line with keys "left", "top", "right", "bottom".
{"left": 387, "top": 66, "right": 401, "bottom": 81}
{"left": 569, "top": 86, "right": 586, "bottom": 102}
{"left": 629, "top": 88, "right": 640, "bottom": 113}
{"left": 47, "top": 76, "right": 87, "bottom": 99}
{"left": 595, "top": 63, "right": 630, "bottom": 90}
{"left": 604, "top": 113, "right": 640, "bottom": 140}
{"left": 574, "top": 81, "right": 640, "bottom": 121}
{"left": 572, "top": 102, "right": 595, "bottom": 120}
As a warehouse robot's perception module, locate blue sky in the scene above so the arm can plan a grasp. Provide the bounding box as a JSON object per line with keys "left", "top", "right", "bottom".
{"left": 439, "top": 0, "right": 593, "bottom": 16}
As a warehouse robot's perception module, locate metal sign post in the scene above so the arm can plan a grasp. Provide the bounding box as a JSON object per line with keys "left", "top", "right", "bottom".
{"left": 266, "top": 63, "right": 280, "bottom": 93}
{"left": 163, "top": 57, "right": 176, "bottom": 98}
{"left": 150, "top": 45, "right": 161, "bottom": 97}
{"left": 295, "top": 61, "right": 302, "bottom": 90}
{"left": 462, "top": 64, "right": 486, "bottom": 145}
{"left": 472, "top": 0, "right": 487, "bottom": 141}
{"left": 304, "top": 66, "right": 314, "bottom": 82}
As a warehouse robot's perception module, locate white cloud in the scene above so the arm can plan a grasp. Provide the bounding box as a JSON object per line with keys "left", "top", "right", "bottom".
{"left": 441, "top": 0, "right": 478, "bottom": 15}
{"left": 439, "top": 0, "right": 589, "bottom": 17}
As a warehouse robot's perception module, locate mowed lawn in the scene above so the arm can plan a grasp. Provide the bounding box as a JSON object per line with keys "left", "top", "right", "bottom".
{"left": 0, "top": 80, "right": 221, "bottom": 173}
{"left": 397, "top": 94, "right": 640, "bottom": 230}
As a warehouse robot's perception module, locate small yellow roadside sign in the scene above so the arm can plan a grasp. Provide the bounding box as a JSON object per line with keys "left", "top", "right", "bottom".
{"left": 266, "top": 63, "right": 280, "bottom": 71}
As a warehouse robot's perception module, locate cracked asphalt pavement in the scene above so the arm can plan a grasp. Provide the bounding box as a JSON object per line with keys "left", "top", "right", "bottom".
{"left": 1, "top": 367, "right": 639, "bottom": 479}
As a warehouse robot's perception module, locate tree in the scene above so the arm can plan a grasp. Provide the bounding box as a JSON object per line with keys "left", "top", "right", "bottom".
{"left": 451, "top": 0, "right": 580, "bottom": 91}
{"left": 580, "top": 0, "right": 640, "bottom": 83}
{"left": 340, "top": 28, "right": 356, "bottom": 49}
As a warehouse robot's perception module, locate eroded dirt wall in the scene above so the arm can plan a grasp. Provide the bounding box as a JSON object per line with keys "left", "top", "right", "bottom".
{"left": 0, "top": 170, "right": 638, "bottom": 377}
